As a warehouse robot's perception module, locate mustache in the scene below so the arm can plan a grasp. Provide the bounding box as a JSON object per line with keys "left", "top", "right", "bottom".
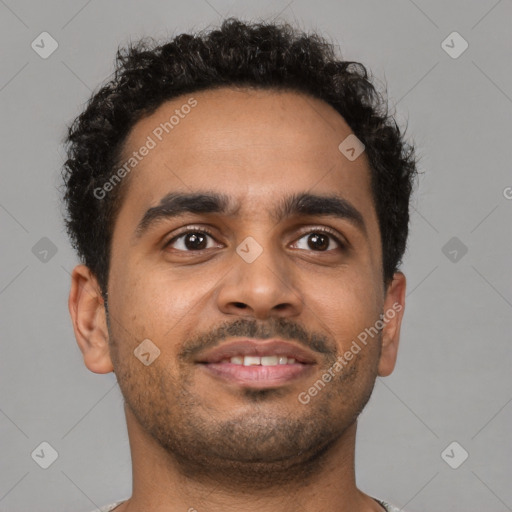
{"left": 178, "top": 317, "right": 336, "bottom": 362}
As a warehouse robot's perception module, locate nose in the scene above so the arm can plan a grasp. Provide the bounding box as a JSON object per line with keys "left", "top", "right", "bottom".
{"left": 216, "top": 240, "right": 303, "bottom": 321}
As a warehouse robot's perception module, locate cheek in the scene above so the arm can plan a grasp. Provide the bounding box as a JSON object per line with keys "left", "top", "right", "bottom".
{"left": 110, "top": 268, "right": 219, "bottom": 351}
{"left": 144, "top": 272, "right": 217, "bottom": 321}
{"left": 307, "top": 271, "right": 382, "bottom": 349}
{"left": 110, "top": 236, "right": 189, "bottom": 323}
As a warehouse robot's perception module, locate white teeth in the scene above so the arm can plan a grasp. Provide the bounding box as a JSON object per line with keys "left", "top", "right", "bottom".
{"left": 243, "top": 356, "right": 261, "bottom": 366}
{"left": 261, "top": 356, "right": 278, "bottom": 366}
{"left": 226, "top": 355, "right": 298, "bottom": 365}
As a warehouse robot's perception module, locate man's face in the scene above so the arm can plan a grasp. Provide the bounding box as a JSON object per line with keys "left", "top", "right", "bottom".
{"left": 102, "top": 87, "right": 401, "bottom": 479}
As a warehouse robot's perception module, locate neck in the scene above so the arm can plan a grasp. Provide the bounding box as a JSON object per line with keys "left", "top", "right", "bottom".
{"left": 116, "top": 404, "right": 384, "bottom": 512}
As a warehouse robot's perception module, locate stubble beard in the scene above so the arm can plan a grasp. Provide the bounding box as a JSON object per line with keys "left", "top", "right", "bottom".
{"left": 110, "top": 337, "right": 378, "bottom": 490}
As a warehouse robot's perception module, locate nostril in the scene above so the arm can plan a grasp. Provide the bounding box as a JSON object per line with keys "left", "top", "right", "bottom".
{"left": 233, "top": 302, "right": 247, "bottom": 308}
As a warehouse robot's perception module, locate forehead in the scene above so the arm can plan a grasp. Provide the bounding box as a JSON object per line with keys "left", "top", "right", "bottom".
{"left": 115, "top": 86, "right": 376, "bottom": 231}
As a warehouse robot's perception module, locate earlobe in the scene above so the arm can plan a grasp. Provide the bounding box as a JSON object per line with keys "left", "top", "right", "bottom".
{"left": 377, "top": 271, "right": 406, "bottom": 377}
{"left": 68, "top": 264, "right": 114, "bottom": 374}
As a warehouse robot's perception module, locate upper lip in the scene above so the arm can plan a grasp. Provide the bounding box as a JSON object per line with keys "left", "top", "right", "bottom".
{"left": 196, "top": 339, "right": 318, "bottom": 364}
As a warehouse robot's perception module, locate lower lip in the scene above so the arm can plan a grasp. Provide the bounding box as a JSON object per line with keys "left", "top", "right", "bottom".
{"left": 199, "top": 362, "right": 315, "bottom": 388}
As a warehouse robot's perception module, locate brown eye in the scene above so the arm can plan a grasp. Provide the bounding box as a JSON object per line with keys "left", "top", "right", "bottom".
{"left": 165, "top": 230, "right": 216, "bottom": 251}
{"left": 292, "top": 229, "right": 344, "bottom": 252}
{"left": 307, "top": 233, "right": 330, "bottom": 251}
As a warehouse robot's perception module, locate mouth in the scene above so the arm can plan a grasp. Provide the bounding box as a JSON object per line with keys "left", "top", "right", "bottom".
{"left": 195, "top": 339, "right": 317, "bottom": 389}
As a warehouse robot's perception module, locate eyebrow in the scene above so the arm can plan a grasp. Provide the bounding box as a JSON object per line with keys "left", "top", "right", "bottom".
{"left": 133, "top": 190, "right": 366, "bottom": 241}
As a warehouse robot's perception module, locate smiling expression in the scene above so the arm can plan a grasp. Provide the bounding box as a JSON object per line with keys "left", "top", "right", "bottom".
{"left": 99, "top": 86, "right": 403, "bottom": 481}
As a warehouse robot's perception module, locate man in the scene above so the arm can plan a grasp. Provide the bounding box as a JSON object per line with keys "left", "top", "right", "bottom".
{"left": 62, "top": 17, "right": 416, "bottom": 512}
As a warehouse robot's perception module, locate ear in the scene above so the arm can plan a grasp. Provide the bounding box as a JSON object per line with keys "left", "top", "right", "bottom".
{"left": 68, "top": 264, "right": 114, "bottom": 374}
{"left": 377, "top": 271, "right": 406, "bottom": 377}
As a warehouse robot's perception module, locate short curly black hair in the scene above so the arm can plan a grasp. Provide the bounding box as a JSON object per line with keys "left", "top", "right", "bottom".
{"left": 61, "top": 17, "right": 417, "bottom": 298}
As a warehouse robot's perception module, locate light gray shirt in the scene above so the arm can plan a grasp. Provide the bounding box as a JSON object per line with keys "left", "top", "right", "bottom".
{"left": 91, "top": 497, "right": 404, "bottom": 511}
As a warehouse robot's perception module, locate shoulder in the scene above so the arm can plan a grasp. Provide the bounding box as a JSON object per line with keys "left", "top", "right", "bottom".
{"left": 88, "top": 500, "right": 126, "bottom": 512}
{"left": 374, "top": 497, "right": 404, "bottom": 512}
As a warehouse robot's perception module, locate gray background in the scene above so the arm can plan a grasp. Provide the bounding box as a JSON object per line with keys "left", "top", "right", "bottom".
{"left": 0, "top": 1, "right": 511, "bottom": 511}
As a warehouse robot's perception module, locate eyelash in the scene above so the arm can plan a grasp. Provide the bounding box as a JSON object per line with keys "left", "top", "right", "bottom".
{"left": 164, "top": 226, "right": 346, "bottom": 252}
